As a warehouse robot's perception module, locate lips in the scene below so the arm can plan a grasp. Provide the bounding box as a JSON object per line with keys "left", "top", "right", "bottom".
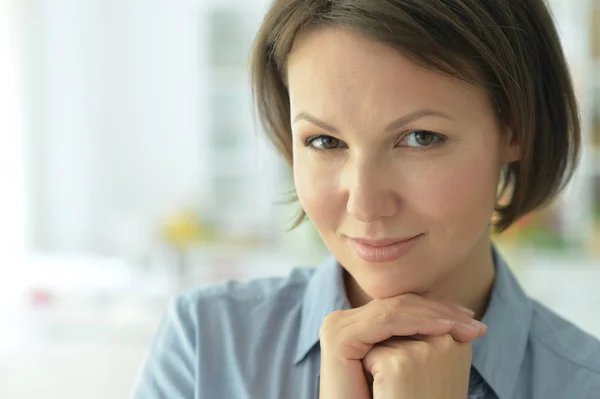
{"left": 348, "top": 234, "right": 423, "bottom": 263}
{"left": 350, "top": 237, "right": 417, "bottom": 247}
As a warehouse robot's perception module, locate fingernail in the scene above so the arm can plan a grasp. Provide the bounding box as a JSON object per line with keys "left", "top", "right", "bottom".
{"left": 456, "top": 305, "right": 476, "bottom": 315}
{"left": 437, "top": 318, "right": 455, "bottom": 325}
{"left": 471, "top": 319, "right": 487, "bottom": 329}
{"left": 461, "top": 322, "right": 481, "bottom": 331}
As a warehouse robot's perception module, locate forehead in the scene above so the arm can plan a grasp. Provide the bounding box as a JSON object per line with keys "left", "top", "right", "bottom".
{"left": 286, "top": 27, "right": 491, "bottom": 121}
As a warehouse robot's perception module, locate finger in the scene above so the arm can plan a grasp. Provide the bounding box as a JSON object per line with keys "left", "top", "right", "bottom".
{"left": 326, "top": 298, "right": 485, "bottom": 361}
{"left": 337, "top": 311, "right": 456, "bottom": 360}
{"left": 449, "top": 319, "right": 486, "bottom": 342}
{"left": 347, "top": 306, "right": 482, "bottom": 348}
{"left": 404, "top": 293, "right": 487, "bottom": 339}
{"left": 363, "top": 297, "right": 486, "bottom": 342}
{"left": 418, "top": 333, "right": 475, "bottom": 354}
{"left": 362, "top": 345, "right": 405, "bottom": 399}
{"left": 351, "top": 298, "right": 464, "bottom": 325}
{"left": 405, "top": 292, "right": 477, "bottom": 323}
{"left": 408, "top": 321, "right": 482, "bottom": 343}
{"left": 385, "top": 322, "right": 484, "bottom": 345}
{"left": 421, "top": 291, "right": 476, "bottom": 316}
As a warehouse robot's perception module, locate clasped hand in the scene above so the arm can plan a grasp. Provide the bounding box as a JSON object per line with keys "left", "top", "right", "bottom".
{"left": 319, "top": 293, "right": 486, "bottom": 398}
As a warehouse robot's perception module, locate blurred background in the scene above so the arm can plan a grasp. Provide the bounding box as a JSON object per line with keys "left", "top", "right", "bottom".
{"left": 0, "top": 0, "right": 599, "bottom": 397}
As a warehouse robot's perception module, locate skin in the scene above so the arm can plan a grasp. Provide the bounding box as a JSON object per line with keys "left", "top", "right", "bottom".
{"left": 287, "top": 27, "right": 520, "bottom": 398}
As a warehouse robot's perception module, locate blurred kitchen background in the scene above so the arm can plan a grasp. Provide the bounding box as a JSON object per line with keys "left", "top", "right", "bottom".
{"left": 0, "top": 0, "right": 599, "bottom": 398}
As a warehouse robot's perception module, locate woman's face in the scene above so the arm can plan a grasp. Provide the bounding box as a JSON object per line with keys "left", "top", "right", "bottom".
{"left": 287, "top": 28, "right": 519, "bottom": 300}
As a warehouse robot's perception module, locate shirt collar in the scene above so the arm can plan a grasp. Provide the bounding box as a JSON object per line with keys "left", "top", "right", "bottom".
{"left": 294, "top": 255, "right": 350, "bottom": 364}
{"left": 471, "top": 246, "right": 533, "bottom": 399}
{"left": 294, "top": 246, "right": 533, "bottom": 399}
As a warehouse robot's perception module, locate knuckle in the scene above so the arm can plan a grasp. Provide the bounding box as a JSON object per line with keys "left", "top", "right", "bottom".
{"left": 434, "top": 333, "right": 456, "bottom": 349}
{"left": 386, "top": 296, "right": 404, "bottom": 308}
{"left": 387, "top": 352, "right": 411, "bottom": 374}
{"left": 376, "top": 311, "right": 394, "bottom": 324}
{"left": 322, "top": 309, "right": 343, "bottom": 326}
{"left": 413, "top": 340, "right": 432, "bottom": 356}
{"left": 317, "top": 324, "right": 331, "bottom": 342}
{"left": 368, "top": 347, "right": 410, "bottom": 375}
{"left": 319, "top": 310, "right": 344, "bottom": 341}
{"left": 394, "top": 293, "right": 416, "bottom": 307}
{"left": 400, "top": 292, "right": 419, "bottom": 302}
{"left": 443, "top": 332, "right": 456, "bottom": 344}
{"left": 380, "top": 294, "right": 410, "bottom": 312}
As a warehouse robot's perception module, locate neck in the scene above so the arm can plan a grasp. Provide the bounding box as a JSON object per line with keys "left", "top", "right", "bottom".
{"left": 429, "top": 235, "right": 496, "bottom": 320}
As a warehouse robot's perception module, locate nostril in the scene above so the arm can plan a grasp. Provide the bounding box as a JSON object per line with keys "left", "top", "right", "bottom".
{"left": 346, "top": 192, "right": 400, "bottom": 222}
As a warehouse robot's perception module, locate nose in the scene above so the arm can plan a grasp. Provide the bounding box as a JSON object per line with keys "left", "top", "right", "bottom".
{"left": 342, "top": 157, "right": 400, "bottom": 223}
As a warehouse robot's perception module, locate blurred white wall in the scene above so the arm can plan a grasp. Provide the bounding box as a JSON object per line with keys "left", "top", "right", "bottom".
{"left": 13, "top": 0, "right": 210, "bottom": 255}
{"left": 0, "top": 0, "right": 29, "bottom": 258}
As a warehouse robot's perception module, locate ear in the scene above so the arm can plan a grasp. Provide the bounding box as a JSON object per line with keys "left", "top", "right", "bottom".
{"left": 503, "top": 128, "right": 521, "bottom": 163}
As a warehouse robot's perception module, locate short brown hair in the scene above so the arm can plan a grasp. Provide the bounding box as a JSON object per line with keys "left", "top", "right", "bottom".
{"left": 250, "top": 0, "right": 580, "bottom": 232}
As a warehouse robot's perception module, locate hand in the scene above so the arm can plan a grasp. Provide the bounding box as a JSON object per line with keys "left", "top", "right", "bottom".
{"left": 363, "top": 334, "right": 473, "bottom": 399}
{"left": 318, "top": 293, "right": 486, "bottom": 399}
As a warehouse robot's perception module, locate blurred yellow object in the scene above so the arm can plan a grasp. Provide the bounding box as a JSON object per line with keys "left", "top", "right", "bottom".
{"left": 160, "top": 209, "right": 206, "bottom": 248}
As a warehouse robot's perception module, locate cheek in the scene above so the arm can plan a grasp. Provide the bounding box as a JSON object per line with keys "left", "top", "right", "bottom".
{"left": 293, "top": 152, "right": 343, "bottom": 228}
{"left": 407, "top": 149, "right": 501, "bottom": 234}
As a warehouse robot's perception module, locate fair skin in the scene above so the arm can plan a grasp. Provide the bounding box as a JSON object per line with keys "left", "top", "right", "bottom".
{"left": 287, "top": 27, "right": 520, "bottom": 398}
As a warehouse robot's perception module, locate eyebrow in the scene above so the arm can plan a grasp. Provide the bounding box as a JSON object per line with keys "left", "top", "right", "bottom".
{"left": 292, "top": 109, "right": 453, "bottom": 134}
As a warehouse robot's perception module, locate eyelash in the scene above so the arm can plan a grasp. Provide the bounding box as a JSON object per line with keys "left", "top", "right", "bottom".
{"left": 304, "top": 130, "right": 446, "bottom": 150}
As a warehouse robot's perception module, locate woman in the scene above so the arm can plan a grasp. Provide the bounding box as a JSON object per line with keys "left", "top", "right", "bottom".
{"left": 132, "top": 0, "right": 600, "bottom": 398}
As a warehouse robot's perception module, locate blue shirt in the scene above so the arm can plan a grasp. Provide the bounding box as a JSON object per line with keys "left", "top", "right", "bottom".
{"left": 131, "top": 248, "right": 600, "bottom": 398}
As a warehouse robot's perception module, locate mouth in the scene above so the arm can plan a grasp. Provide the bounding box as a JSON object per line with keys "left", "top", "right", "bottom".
{"left": 348, "top": 234, "right": 423, "bottom": 263}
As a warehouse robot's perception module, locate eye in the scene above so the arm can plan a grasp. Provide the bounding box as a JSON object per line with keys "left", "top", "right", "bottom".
{"left": 306, "top": 135, "right": 347, "bottom": 150}
{"left": 399, "top": 130, "right": 444, "bottom": 148}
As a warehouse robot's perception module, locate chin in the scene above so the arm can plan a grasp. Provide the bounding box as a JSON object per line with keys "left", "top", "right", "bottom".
{"left": 350, "top": 258, "right": 433, "bottom": 300}
{"left": 363, "top": 278, "right": 426, "bottom": 300}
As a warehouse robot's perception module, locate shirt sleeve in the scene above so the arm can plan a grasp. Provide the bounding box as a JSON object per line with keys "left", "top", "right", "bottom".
{"left": 130, "top": 294, "right": 197, "bottom": 399}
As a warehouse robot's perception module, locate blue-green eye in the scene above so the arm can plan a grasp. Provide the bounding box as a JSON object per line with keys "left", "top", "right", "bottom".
{"left": 400, "top": 130, "right": 444, "bottom": 148}
{"left": 306, "top": 135, "right": 347, "bottom": 150}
